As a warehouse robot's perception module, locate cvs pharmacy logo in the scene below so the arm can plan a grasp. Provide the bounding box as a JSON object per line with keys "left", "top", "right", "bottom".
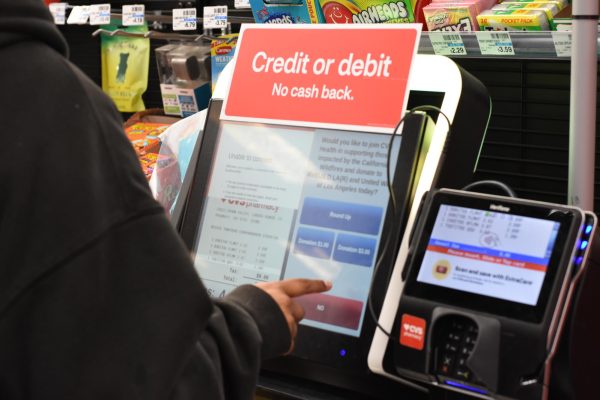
{"left": 399, "top": 314, "right": 426, "bottom": 350}
{"left": 403, "top": 323, "right": 424, "bottom": 336}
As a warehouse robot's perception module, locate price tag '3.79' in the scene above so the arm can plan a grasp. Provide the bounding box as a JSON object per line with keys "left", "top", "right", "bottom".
{"left": 204, "top": 6, "right": 228, "bottom": 30}
{"left": 429, "top": 32, "right": 467, "bottom": 56}
{"left": 476, "top": 31, "right": 515, "bottom": 56}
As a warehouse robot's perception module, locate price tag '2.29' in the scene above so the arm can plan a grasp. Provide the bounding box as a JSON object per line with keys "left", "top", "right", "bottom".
{"left": 429, "top": 32, "right": 467, "bottom": 56}
{"left": 204, "top": 6, "right": 228, "bottom": 30}
{"left": 476, "top": 31, "right": 515, "bottom": 56}
{"left": 173, "top": 8, "right": 197, "bottom": 31}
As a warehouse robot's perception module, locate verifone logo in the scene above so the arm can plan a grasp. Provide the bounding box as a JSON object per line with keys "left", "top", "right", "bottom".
{"left": 490, "top": 204, "right": 510, "bottom": 213}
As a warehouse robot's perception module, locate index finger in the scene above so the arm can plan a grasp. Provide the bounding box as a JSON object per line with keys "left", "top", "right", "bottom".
{"left": 278, "top": 278, "right": 332, "bottom": 297}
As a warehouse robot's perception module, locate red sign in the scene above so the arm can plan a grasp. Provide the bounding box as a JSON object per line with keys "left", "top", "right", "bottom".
{"left": 222, "top": 24, "right": 421, "bottom": 133}
{"left": 400, "top": 313, "right": 426, "bottom": 350}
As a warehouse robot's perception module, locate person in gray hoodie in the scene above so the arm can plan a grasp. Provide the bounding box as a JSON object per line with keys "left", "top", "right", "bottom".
{"left": 0, "top": 1, "right": 330, "bottom": 399}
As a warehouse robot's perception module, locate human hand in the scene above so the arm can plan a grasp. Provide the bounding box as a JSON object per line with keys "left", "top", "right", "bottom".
{"left": 255, "top": 279, "right": 332, "bottom": 353}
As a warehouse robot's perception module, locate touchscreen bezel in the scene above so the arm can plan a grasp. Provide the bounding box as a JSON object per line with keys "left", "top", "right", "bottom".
{"left": 403, "top": 190, "right": 582, "bottom": 323}
{"left": 177, "top": 99, "right": 428, "bottom": 368}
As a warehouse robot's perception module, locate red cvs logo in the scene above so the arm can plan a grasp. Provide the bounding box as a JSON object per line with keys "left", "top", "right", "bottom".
{"left": 400, "top": 314, "right": 426, "bottom": 350}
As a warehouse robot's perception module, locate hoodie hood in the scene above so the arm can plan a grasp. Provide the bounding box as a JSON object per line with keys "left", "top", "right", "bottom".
{"left": 0, "top": 0, "right": 68, "bottom": 57}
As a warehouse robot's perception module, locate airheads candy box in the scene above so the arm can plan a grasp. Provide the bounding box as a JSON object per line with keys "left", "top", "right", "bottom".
{"left": 319, "top": 0, "right": 415, "bottom": 23}
{"left": 249, "top": 0, "right": 325, "bottom": 23}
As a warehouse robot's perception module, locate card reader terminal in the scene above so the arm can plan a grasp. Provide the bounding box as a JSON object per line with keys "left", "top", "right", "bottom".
{"left": 389, "top": 189, "right": 595, "bottom": 400}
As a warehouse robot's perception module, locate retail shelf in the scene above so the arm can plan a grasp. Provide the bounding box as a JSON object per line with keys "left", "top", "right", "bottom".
{"left": 417, "top": 31, "right": 599, "bottom": 59}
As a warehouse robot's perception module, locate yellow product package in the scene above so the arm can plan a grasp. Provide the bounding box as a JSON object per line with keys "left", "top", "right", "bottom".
{"left": 211, "top": 34, "right": 238, "bottom": 92}
{"left": 493, "top": 2, "right": 559, "bottom": 28}
{"left": 101, "top": 23, "right": 149, "bottom": 112}
{"left": 477, "top": 9, "right": 550, "bottom": 31}
{"left": 499, "top": 0, "right": 568, "bottom": 11}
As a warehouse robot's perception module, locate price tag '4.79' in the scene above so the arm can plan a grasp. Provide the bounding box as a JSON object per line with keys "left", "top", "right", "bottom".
{"left": 173, "top": 8, "right": 197, "bottom": 31}
{"left": 476, "top": 31, "right": 515, "bottom": 56}
{"left": 429, "top": 32, "right": 467, "bottom": 56}
{"left": 204, "top": 6, "right": 228, "bottom": 30}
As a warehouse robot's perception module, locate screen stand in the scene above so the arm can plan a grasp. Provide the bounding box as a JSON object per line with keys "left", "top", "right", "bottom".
{"left": 429, "top": 386, "right": 465, "bottom": 400}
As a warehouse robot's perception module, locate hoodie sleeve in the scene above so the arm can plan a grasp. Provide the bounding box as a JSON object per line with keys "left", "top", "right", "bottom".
{"left": 170, "top": 286, "right": 291, "bottom": 400}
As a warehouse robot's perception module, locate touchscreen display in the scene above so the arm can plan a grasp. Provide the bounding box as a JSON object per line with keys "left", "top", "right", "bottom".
{"left": 416, "top": 204, "right": 560, "bottom": 306}
{"left": 192, "top": 121, "right": 401, "bottom": 337}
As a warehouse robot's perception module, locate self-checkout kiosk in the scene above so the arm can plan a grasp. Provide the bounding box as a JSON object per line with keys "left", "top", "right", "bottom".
{"left": 171, "top": 24, "right": 504, "bottom": 400}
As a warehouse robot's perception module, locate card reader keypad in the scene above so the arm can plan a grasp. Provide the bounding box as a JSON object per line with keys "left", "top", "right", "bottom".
{"left": 434, "top": 318, "right": 478, "bottom": 382}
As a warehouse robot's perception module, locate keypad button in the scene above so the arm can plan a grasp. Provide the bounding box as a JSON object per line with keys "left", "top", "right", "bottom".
{"left": 448, "top": 333, "right": 461, "bottom": 342}
{"left": 440, "top": 353, "right": 454, "bottom": 375}
{"left": 444, "top": 342, "right": 458, "bottom": 353}
{"left": 434, "top": 318, "right": 479, "bottom": 382}
{"left": 456, "top": 367, "right": 471, "bottom": 381}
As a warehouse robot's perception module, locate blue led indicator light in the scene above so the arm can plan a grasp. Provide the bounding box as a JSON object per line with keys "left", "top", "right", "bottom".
{"left": 576, "top": 256, "right": 584, "bottom": 265}
{"left": 581, "top": 240, "right": 589, "bottom": 250}
{"left": 444, "top": 380, "right": 488, "bottom": 395}
{"left": 586, "top": 225, "right": 593, "bottom": 235}
{"left": 339, "top": 349, "right": 347, "bottom": 357}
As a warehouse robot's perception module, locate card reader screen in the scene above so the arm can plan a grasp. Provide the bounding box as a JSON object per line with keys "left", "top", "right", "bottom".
{"left": 192, "top": 120, "right": 401, "bottom": 337}
{"left": 416, "top": 204, "right": 560, "bottom": 305}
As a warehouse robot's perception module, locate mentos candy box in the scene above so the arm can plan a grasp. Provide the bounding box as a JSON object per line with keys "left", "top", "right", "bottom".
{"left": 249, "top": 0, "right": 325, "bottom": 23}
{"left": 319, "top": 0, "right": 415, "bottom": 23}
{"left": 423, "top": 2, "right": 481, "bottom": 31}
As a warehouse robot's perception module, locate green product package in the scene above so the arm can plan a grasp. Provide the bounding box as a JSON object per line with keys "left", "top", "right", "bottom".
{"left": 101, "top": 22, "right": 149, "bottom": 112}
{"left": 319, "top": 0, "right": 415, "bottom": 23}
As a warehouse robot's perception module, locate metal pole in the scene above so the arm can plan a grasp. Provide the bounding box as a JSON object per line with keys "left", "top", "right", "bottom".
{"left": 568, "top": 0, "right": 599, "bottom": 210}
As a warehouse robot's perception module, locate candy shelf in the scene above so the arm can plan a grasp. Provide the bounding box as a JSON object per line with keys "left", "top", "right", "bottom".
{"left": 417, "top": 31, "right": 599, "bottom": 59}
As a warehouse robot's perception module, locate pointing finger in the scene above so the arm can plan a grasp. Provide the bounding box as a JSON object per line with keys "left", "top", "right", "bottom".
{"left": 278, "top": 279, "right": 332, "bottom": 298}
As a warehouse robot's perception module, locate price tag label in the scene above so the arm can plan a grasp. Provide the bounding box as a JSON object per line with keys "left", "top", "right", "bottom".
{"left": 429, "top": 32, "right": 467, "bottom": 56}
{"left": 67, "top": 5, "right": 90, "bottom": 25}
{"left": 204, "top": 6, "right": 228, "bottom": 29}
{"left": 122, "top": 4, "right": 145, "bottom": 26}
{"left": 89, "top": 4, "right": 111, "bottom": 26}
{"left": 173, "top": 8, "right": 197, "bottom": 31}
{"left": 234, "top": 0, "right": 251, "bottom": 9}
{"left": 552, "top": 31, "right": 572, "bottom": 57}
{"left": 476, "top": 31, "right": 515, "bottom": 56}
{"left": 49, "top": 2, "right": 67, "bottom": 25}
